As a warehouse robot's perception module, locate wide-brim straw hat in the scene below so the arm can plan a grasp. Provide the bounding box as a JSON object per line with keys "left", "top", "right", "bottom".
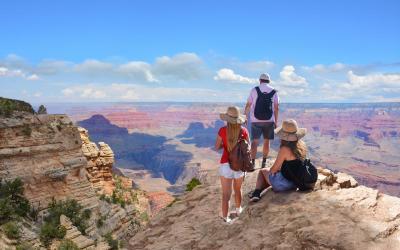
{"left": 275, "top": 119, "right": 307, "bottom": 141}
{"left": 220, "top": 106, "right": 246, "bottom": 124}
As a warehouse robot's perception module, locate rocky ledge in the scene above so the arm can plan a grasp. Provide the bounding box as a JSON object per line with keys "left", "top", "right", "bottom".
{"left": 129, "top": 161, "right": 400, "bottom": 250}
{"left": 0, "top": 107, "right": 150, "bottom": 249}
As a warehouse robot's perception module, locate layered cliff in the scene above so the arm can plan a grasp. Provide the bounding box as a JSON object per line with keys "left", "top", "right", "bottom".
{"left": 130, "top": 160, "right": 400, "bottom": 250}
{"left": 0, "top": 99, "right": 150, "bottom": 249}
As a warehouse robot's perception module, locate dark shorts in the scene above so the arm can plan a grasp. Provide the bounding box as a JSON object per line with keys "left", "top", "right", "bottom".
{"left": 251, "top": 122, "right": 275, "bottom": 140}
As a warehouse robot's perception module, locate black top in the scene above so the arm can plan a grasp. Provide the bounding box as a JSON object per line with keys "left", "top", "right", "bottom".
{"left": 280, "top": 159, "right": 303, "bottom": 180}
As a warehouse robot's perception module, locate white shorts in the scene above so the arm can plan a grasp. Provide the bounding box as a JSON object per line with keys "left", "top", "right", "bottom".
{"left": 219, "top": 163, "right": 244, "bottom": 179}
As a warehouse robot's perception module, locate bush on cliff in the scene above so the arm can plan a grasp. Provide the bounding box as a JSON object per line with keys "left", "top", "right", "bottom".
{"left": 186, "top": 178, "right": 201, "bottom": 191}
{"left": 0, "top": 97, "right": 35, "bottom": 117}
{"left": 2, "top": 221, "right": 20, "bottom": 239}
{"left": 104, "top": 232, "right": 119, "bottom": 250}
{"left": 40, "top": 198, "right": 92, "bottom": 246}
{"left": 0, "top": 178, "right": 31, "bottom": 224}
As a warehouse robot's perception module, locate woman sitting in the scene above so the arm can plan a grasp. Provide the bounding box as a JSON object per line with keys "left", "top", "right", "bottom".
{"left": 249, "top": 119, "right": 307, "bottom": 202}
{"left": 215, "top": 106, "right": 249, "bottom": 222}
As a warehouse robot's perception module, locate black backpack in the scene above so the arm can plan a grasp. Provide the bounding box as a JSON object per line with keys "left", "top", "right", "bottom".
{"left": 254, "top": 87, "right": 276, "bottom": 120}
{"left": 281, "top": 158, "right": 318, "bottom": 191}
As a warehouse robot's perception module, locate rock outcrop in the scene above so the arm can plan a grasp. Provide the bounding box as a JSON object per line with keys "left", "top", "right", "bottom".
{"left": 129, "top": 161, "right": 400, "bottom": 250}
{"left": 79, "top": 127, "right": 115, "bottom": 194}
{"left": 0, "top": 104, "right": 150, "bottom": 249}
{"left": 0, "top": 113, "right": 98, "bottom": 212}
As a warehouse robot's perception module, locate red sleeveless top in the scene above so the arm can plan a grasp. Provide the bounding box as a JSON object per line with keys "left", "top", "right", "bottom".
{"left": 218, "top": 126, "right": 249, "bottom": 164}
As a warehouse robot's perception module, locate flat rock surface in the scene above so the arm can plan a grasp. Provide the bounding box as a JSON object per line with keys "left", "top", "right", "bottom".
{"left": 129, "top": 167, "right": 400, "bottom": 250}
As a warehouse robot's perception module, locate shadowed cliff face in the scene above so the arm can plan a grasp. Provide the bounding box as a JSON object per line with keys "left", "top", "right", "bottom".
{"left": 78, "top": 115, "right": 193, "bottom": 184}
{"left": 177, "top": 120, "right": 225, "bottom": 148}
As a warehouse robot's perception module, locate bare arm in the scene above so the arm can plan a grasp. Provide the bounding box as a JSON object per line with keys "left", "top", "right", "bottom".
{"left": 269, "top": 147, "right": 287, "bottom": 173}
{"left": 244, "top": 101, "right": 252, "bottom": 116}
{"left": 215, "top": 135, "right": 223, "bottom": 151}
{"left": 274, "top": 102, "right": 279, "bottom": 128}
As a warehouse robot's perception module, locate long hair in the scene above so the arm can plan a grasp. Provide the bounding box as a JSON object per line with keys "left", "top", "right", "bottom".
{"left": 280, "top": 139, "right": 307, "bottom": 161}
{"left": 227, "top": 123, "right": 241, "bottom": 152}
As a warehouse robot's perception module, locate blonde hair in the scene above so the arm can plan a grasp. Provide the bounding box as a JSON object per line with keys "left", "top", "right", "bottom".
{"left": 280, "top": 140, "right": 307, "bottom": 161}
{"left": 227, "top": 123, "right": 241, "bottom": 152}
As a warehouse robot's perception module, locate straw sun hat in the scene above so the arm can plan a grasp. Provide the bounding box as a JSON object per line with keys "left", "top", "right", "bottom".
{"left": 275, "top": 119, "right": 307, "bottom": 141}
{"left": 220, "top": 106, "right": 246, "bottom": 124}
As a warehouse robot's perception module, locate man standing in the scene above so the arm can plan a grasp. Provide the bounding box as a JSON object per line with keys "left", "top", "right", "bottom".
{"left": 244, "top": 73, "right": 279, "bottom": 168}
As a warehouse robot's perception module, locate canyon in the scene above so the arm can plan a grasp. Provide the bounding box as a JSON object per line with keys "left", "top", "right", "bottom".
{"left": 47, "top": 102, "right": 400, "bottom": 197}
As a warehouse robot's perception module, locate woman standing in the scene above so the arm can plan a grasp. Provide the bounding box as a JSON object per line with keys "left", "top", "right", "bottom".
{"left": 215, "top": 106, "right": 249, "bottom": 222}
{"left": 249, "top": 119, "right": 307, "bottom": 201}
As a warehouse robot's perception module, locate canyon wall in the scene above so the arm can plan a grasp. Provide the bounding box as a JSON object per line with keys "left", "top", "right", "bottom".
{"left": 0, "top": 103, "right": 151, "bottom": 249}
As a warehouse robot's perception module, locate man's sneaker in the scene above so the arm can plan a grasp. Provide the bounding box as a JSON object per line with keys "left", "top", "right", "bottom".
{"left": 249, "top": 189, "right": 261, "bottom": 202}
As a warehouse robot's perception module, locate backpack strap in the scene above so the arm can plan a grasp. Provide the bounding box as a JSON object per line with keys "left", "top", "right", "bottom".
{"left": 266, "top": 89, "right": 276, "bottom": 98}
{"left": 255, "top": 87, "right": 263, "bottom": 96}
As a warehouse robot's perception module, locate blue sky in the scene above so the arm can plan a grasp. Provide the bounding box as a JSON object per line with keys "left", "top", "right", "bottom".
{"left": 1, "top": 0, "right": 399, "bottom": 103}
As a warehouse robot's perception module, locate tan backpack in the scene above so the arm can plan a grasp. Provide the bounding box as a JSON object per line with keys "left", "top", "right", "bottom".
{"left": 228, "top": 129, "right": 254, "bottom": 172}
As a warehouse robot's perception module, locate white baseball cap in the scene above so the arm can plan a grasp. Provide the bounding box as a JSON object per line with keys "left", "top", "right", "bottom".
{"left": 259, "top": 73, "right": 270, "bottom": 81}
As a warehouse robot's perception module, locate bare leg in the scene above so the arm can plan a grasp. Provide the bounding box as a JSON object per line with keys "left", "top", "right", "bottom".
{"left": 255, "top": 169, "right": 271, "bottom": 190}
{"left": 220, "top": 176, "right": 233, "bottom": 218}
{"left": 233, "top": 176, "right": 244, "bottom": 209}
{"left": 251, "top": 139, "right": 259, "bottom": 160}
{"left": 263, "top": 139, "right": 270, "bottom": 158}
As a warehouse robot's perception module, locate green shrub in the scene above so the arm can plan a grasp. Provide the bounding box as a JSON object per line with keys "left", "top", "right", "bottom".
{"left": 186, "top": 178, "right": 201, "bottom": 191}
{"left": 0, "top": 178, "right": 31, "bottom": 223}
{"left": 40, "top": 222, "right": 66, "bottom": 246}
{"left": 0, "top": 97, "right": 34, "bottom": 117}
{"left": 140, "top": 212, "right": 149, "bottom": 222}
{"left": 2, "top": 221, "right": 20, "bottom": 239}
{"left": 37, "top": 105, "right": 47, "bottom": 115}
{"left": 104, "top": 232, "right": 119, "bottom": 250}
{"left": 96, "top": 215, "right": 107, "bottom": 228}
{"left": 16, "top": 242, "right": 34, "bottom": 250}
{"left": 58, "top": 239, "right": 79, "bottom": 250}
{"left": 40, "top": 198, "right": 91, "bottom": 246}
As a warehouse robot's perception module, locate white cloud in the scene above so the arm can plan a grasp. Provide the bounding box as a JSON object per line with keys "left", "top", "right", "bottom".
{"left": 62, "top": 86, "right": 107, "bottom": 99}
{"left": 74, "top": 59, "right": 113, "bottom": 73}
{"left": 0, "top": 67, "right": 25, "bottom": 78}
{"left": 319, "top": 71, "right": 400, "bottom": 101}
{"left": 279, "top": 65, "right": 307, "bottom": 87}
{"left": 214, "top": 68, "right": 257, "bottom": 84}
{"left": 61, "top": 83, "right": 226, "bottom": 102}
{"left": 302, "top": 63, "right": 348, "bottom": 73}
{"left": 0, "top": 66, "right": 40, "bottom": 80}
{"left": 117, "top": 61, "right": 158, "bottom": 82}
{"left": 153, "top": 52, "right": 206, "bottom": 81}
{"left": 27, "top": 74, "right": 40, "bottom": 81}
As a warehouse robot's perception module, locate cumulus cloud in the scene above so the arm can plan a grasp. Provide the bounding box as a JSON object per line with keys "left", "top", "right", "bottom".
{"left": 74, "top": 59, "right": 113, "bottom": 73}
{"left": 61, "top": 83, "right": 224, "bottom": 102}
{"left": 0, "top": 66, "right": 40, "bottom": 80}
{"left": 26, "top": 74, "right": 40, "bottom": 81}
{"left": 213, "top": 68, "right": 257, "bottom": 84}
{"left": 279, "top": 65, "right": 307, "bottom": 87}
{"left": 319, "top": 71, "right": 400, "bottom": 101}
{"left": 118, "top": 61, "right": 158, "bottom": 82}
{"left": 302, "top": 63, "right": 348, "bottom": 73}
{"left": 62, "top": 85, "right": 107, "bottom": 99}
{"left": 153, "top": 52, "right": 206, "bottom": 81}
